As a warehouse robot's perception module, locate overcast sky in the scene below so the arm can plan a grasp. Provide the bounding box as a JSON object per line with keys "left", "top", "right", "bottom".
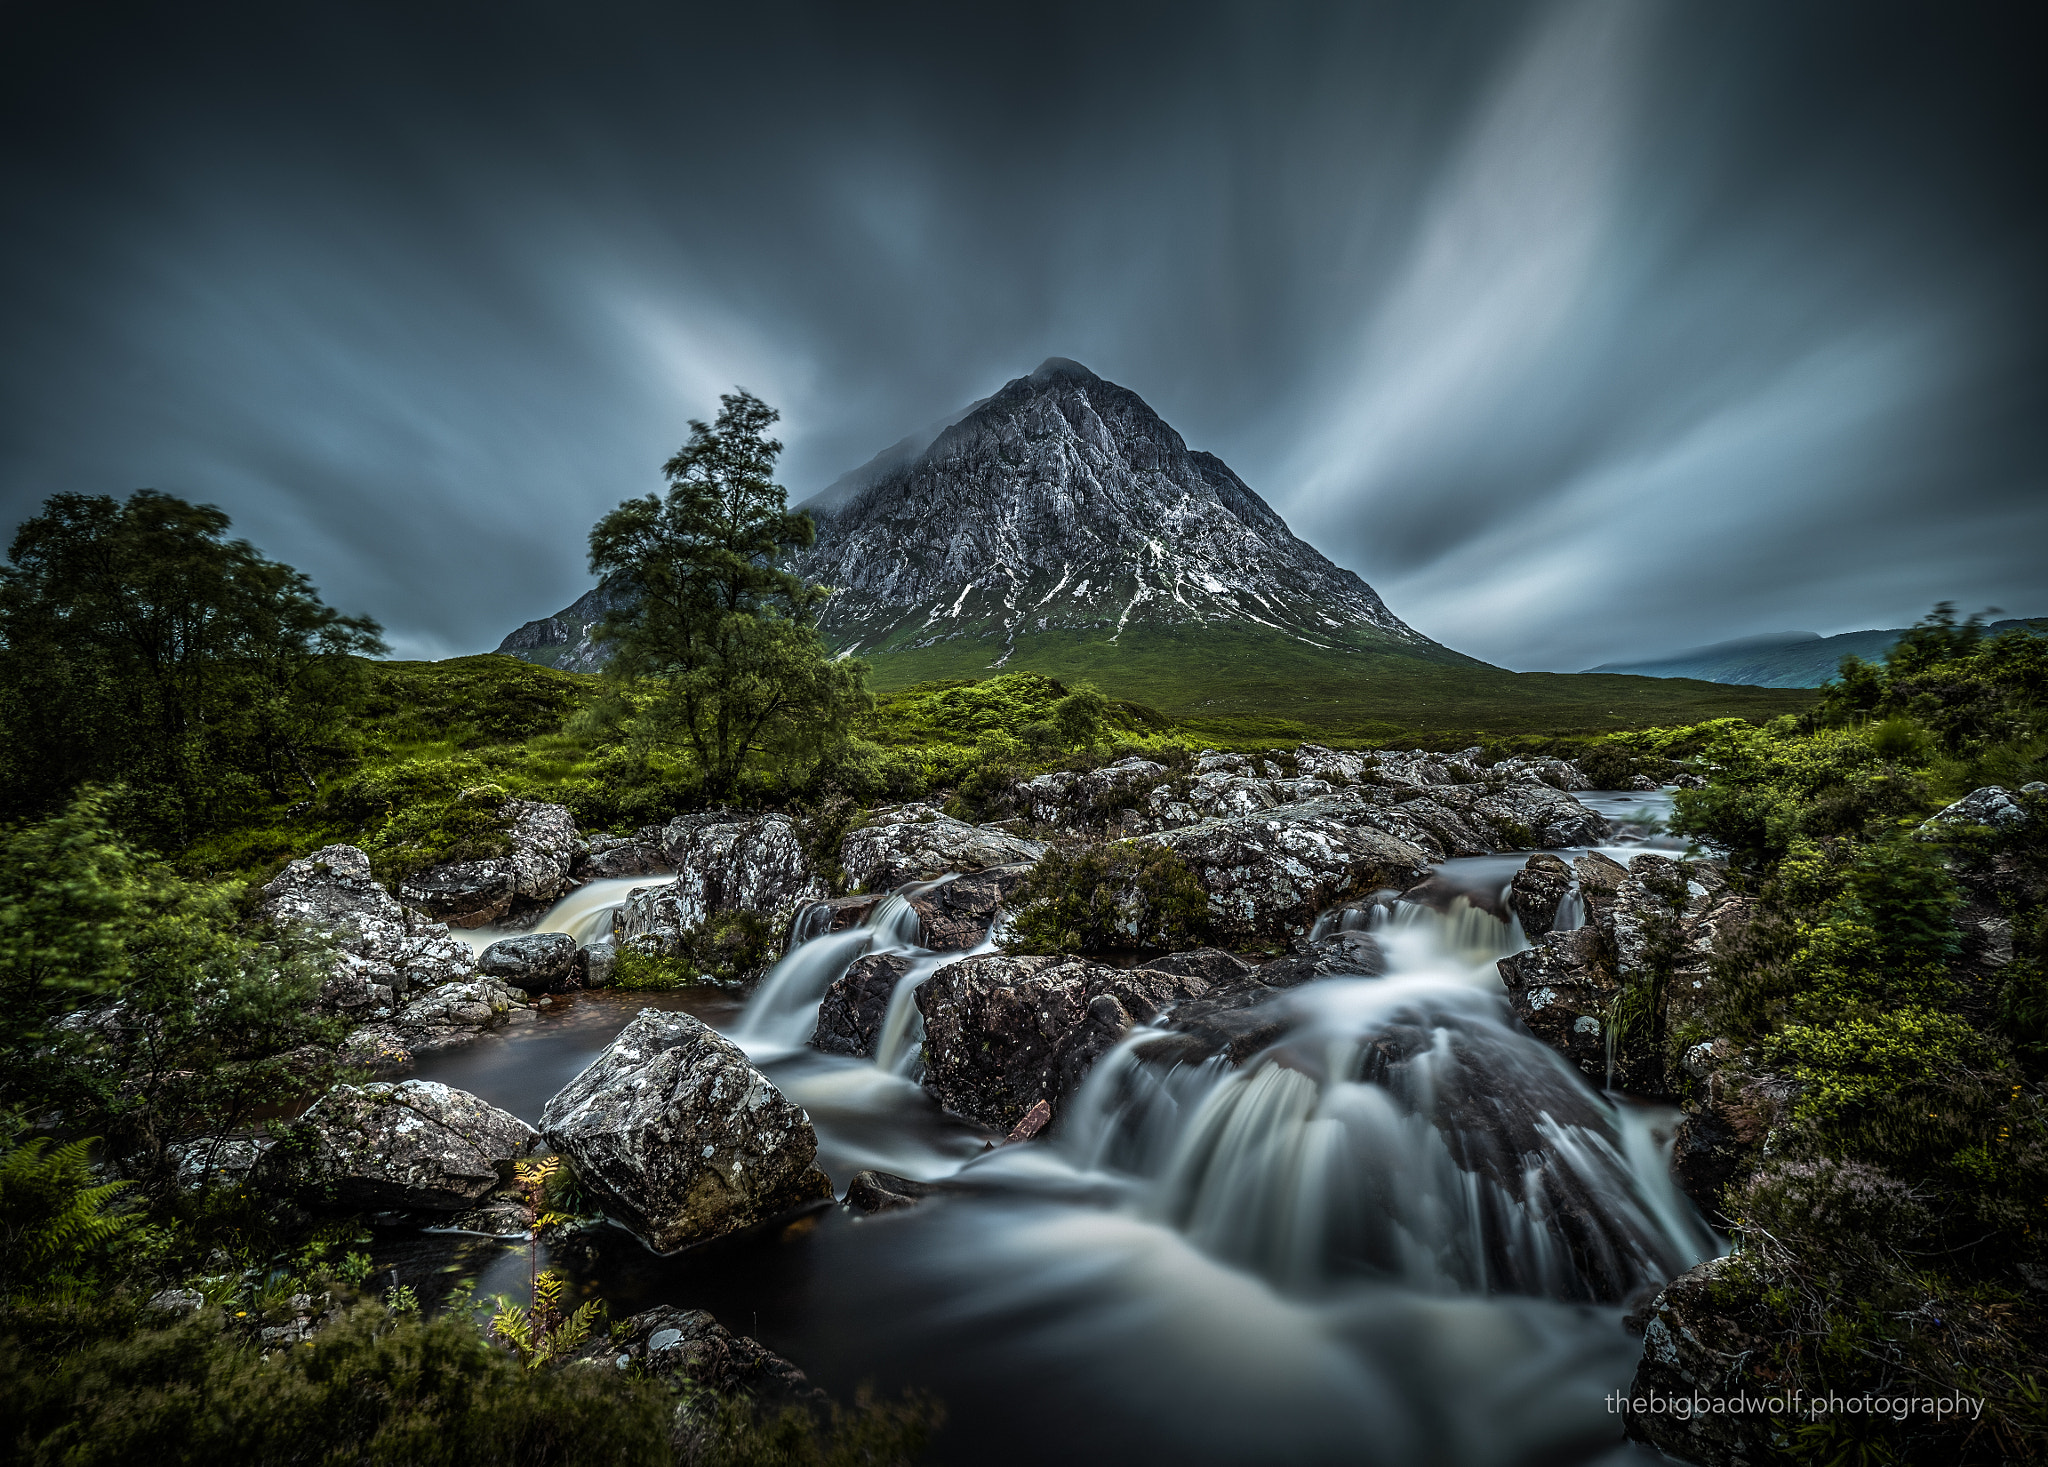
{"left": 4, "top": 0, "right": 2042, "bottom": 669}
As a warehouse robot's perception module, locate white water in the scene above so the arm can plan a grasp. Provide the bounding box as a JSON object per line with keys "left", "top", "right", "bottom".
{"left": 446, "top": 874, "right": 670, "bottom": 953}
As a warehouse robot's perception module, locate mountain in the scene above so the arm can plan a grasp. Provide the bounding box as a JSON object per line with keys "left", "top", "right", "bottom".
{"left": 1588, "top": 619, "right": 2047, "bottom": 688}
{"left": 493, "top": 359, "right": 1820, "bottom": 734}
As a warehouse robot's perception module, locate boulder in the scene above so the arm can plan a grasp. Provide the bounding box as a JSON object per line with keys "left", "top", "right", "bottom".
{"left": 915, "top": 954, "right": 1225, "bottom": 1130}
{"left": 840, "top": 805, "right": 1048, "bottom": 892}
{"left": 1497, "top": 926, "right": 1618, "bottom": 1085}
{"left": 613, "top": 813, "right": 828, "bottom": 961}
{"left": 170, "top": 1135, "right": 274, "bottom": 1191}
{"left": 540, "top": 1010, "right": 833, "bottom": 1253}
{"left": 1144, "top": 798, "right": 1432, "bottom": 947}
{"left": 907, "top": 864, "right": 1033, "bottom": 951}
{"left": 1622, "top": 1256, "right": 1780, "bottom": 1466}
{"left": 578, "top": 940, "right": 618, "bottom": 988}
{"left": 575, "top": 1305, "right": 821, "bottom": 1405}
{"left": 574, "top": 827, "right": 670, "bottom": 880}
{"left": 478, "top": 931, "right": 580, "bottom": 992}
{"left": 256, "top": 1079, "right": 538, "bottom": 1211}
{"left": 844, "top": 1170, "right": 945, "bottom": 1214}
{"left": 1135, "top": 947, "right": 1256, "bottom": 986}
{"left": 790, "top": 894, "right": 882, "bottom": 945}
{"left": 398, "top": 800, "right": 583, "bottom": 928}
{"left": 1508, "top": 854, "right": 1573, "bottom": 937}
{"left": 1252, "top": 928, "right": 1388, "bottom": 987}
{"left": 1915, "top": 783, "right": 2038, "bottom": 838}
{"left": 339, "top": 977, "right": 525, "bottom": 1071}
{"left": 1021, "top": 758, "right": 1172, "bottom": 830}
{"left": 1487, "top": 755, "right": 1593, "bottom": 792}
{"left": 810, "top": 954, "right": 911, "bottom": 1058}
{"left": 255, "top": 845, "right": 480, "bottom": 1017}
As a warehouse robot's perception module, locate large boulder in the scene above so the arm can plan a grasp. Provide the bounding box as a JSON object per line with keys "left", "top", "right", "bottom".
{"left": 540, "top": 1010, "right": 833, "bottom": 1252}
{"left": 613, "top": 813, "right": 828, "bottom": 962}
{"left": 1915, "top": 783, "right": 2041, "bottom": 838}
{"left": 574, "top": 827, "right": 670, "bottom": 880}
{"left": 574, "top": 1305, "right": 821, "bottom": 1406}
{"left": 1622, "top": 1256, "right": 1779, "bottom": 1466}
{"left": 255, "top": 1079, "right": 537, "bottom": 1211}
{"left": 398, "top": 800, "right": 583, "bottom": 928}
{"left": 1507, "top": 854, "right": 1573, "bottom": 936}
{"left": 255, "top": 844, "right": 480, "bottom": 1017}
{"left": 1144, "top": 798, "right": 1432, "bottom": 947}
{"left": 478, "top": 931, "right": 580, "bottom": 993}
{"left": 840, "top": 805, "right": 1048, "bottom": 892}
{"left": 810, "top": 954, "right": 911, "bottom": 1058}
{"left": 907, "top": 864, "right": 1033, "bottom": 951}
{"left": 915, "top": 954, "right": 1229, "bottom": 1130}
{"left": 1020, "top": 758, "right": 1173, "bottom": 831}
{"left": 339, "top": 977, "right": 526, "bottom": 1072}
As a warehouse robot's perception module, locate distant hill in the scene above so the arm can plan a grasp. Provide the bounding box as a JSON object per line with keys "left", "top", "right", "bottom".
{"left": 1588, "top": 620, "right": 2047, "bottom": 688}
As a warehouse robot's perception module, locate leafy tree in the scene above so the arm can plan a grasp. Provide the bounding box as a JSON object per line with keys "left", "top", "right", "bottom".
{"left": 588, "top": 391, "right": 868, "bottom": 800}
{"left": 0, "top": 491, "right": 387, "bottom": 848}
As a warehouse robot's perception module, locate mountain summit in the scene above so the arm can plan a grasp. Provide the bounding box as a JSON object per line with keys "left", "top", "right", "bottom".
{"left": 496, "top": 359, "right": 1496, "bottom": 709}
{"left": 787, "top": 358, "right": 1448, "bottom": 678}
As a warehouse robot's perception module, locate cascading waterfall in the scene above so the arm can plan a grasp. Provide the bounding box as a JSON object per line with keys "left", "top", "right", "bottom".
{"left": 729, "top": 880, "right": 944, "bottom": 1054}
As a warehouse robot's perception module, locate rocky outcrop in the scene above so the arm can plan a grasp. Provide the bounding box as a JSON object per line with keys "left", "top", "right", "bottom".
{"left": 907, "top": 864, "right": 1031, "bottom": 950}
{"left": 810, "top": 954, "right": 911, "bottom": 1058}
{"left": 840, "top": 805, "right": 1047, "bottom": 892}
{"left": 579, "top": 939, "right": 618, "bottom": 988}
{"left": 398, "top": 800, "right": 583, "bottom": 928}
{"left": 574, "top": 827, "right": 670, "bottom": 880}
{"left": 1915, "top": 782, "right": 2042, "bottom": 838}
{"left": 255, "top": 1079, "right": 537, "bottom": 1211}
{"left": 1498, "top": 852, "right": 1746, "bottom": 1096}
{"left": 610, "top": 813, "right": 827, "bottom": 964}
{"left": 1622, "top": 1256, "right": 1780, "bottom": 1466}
{"left": 255, "top": 845, "right": 480, "bottom": 1018}
{"left": 477, "top": 932, "right": 579, "bottom": 992}
{"left": 1507, "top": 854, "right": 1573, "bottom": 937}
{"left": 340, "top": 978, "right": 526, "bottom": 1072}
{"left": 576, "top": 1305, "right": 822, "bottom": 1406}
{"left": 915, "top": 954, "right": 1234, "bottom": 1130}
{"left": 1145, "top": 798, "right": 1432, "bottom": 947}
{"left": 540, "top": 1010, "right": 833, "bottom": 1252}
{"left": 1020, "top": 758, "right": 1172, "bottom": 830}
{"left": 1487, "top": 755, "right": 1593, "bottom": 792}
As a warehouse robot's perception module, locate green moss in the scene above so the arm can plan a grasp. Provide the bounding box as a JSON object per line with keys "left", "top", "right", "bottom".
{"left": 1003, "top": 842, "right": 1211, "bottom": 955}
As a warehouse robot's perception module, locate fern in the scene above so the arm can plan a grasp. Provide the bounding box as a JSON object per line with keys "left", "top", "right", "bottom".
{"left": 0, "top": 1136, "right": 137, "bottom": 1284}
{"left": 488, "top": 1268, "right": 601, "bottom": 1369}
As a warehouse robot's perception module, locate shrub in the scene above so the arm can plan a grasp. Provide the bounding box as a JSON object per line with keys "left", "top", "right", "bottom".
{"left": 1003, "top": 842, "right": 1211, "bottom": 955}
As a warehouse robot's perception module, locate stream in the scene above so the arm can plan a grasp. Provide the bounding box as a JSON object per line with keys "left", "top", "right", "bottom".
{"left": 399, "top": 788, "right": 1710, "bottom": 1467}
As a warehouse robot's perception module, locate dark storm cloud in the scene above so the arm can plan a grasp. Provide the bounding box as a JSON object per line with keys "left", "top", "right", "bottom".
{"left": 3, "top": 0, "right": 2042, "bottom": 666}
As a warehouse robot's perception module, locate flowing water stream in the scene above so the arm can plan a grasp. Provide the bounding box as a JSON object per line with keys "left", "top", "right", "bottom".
{"left": 402, "top": 789, "right": 1712, "bottom": 1466}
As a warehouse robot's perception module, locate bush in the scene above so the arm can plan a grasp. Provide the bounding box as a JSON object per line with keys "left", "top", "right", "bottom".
{"left": 1003, "top": 842, "right": 1211, "bottom": 955}
{"left": 613, "top": 912, "right": 772, "bottom": 990}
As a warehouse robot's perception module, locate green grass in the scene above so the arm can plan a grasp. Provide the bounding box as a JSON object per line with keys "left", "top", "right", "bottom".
{"left": 852, "top": 623, "right": 1816, "bottom": 740}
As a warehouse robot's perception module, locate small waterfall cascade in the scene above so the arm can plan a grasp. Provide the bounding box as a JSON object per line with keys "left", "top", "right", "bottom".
{"left": 1044, "top": 903, "right": 1717, "bottom": 1305}
{"left": 446, "top": 874, "right": 671, "bottom": 953}
{"left": 729, "top": 878, "right": 951, "bottom": 1055}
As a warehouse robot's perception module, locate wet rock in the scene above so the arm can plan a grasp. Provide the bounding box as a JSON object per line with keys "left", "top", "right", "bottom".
{"left": 256, "top": 1079, "right": 538, "bottom": 1211}
{"left": 1145, "top": 797, "right": 1432, "bottom": 947}
{"left": 574, "top": 827, "right": 670, "bottom": 880}
{"left": 1508, "top": 854, "right": 1573, "bottom": 937}
{"left": 1006, "top": 1098, "right": 1053, "bottom": 1142}
{"left": 1497, "top": 926, "right": 1617, "bottom": 1085}
{"left": 170, "top": 1135, "right": 274, "bottom": 1190}
{"left": 577, "top": 1305, "right": 822, "bottom": 1406}
{"left": 1487, "top": 755, "right": 1593, "bottom": 792}
{"left": 1669, "top": 1068, "right": 1797, "bottom": 1217}
{"left": 1467, "top": 781, "right": 1611, "bottom": 848}
{"left": 1136, "top": 947, "right": 1256, "bottom": 985}
{"left": 1253, "top": 928, "right": 1388, "bottom": 986}
{"left": 540, "top": 1009, "right": 833, "bottom": 1253}
{"left": 908, "top": 864, "right": 1033, "bottom": 951}
{"left": 810, "top": 953, "right": 911, "bottom": 1058}
{"left": 624, "top": 812, "right": 828, "bottom": 961}
{"left": 916, "top": 953, "right": 1223, "bottom": 1130}
{"left": 478, "top": 931, "right": 580, "bottom": 992}
{"left": 1916, "top": 783, "right": 2035, "bottom": 838}
{"left": 398, "top": 800, "right": 583, "bottom": 928}
{"left": 579, "top": 939, "right": 618, "bottom": 988}
{"left": 255, "top": 845, "right": 481, "bottom": 1017}
{"left": 1571, "top": 850, "right": 1631, "bottom": 927}
{"left": 340, "top": 977, "right": 525, "bottom": 1072}
{"left": 840, "top": 805, "right": 1047, "bottom": 892}
{"left": 791, "top": 894, "right": 882, "bottom": 944}
{"left": 1623, "top": 1256, "right": 1781, "bottom": 1466}
{"left": 844, "top": 1170, "right": 944, "bottom": 1214}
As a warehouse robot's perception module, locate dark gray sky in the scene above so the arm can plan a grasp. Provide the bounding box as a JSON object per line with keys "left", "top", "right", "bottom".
{"left": 4, "top": 0, "right": 2043, "bottom": 669}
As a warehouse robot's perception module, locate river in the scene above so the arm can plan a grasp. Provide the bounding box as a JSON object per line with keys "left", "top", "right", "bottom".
{"left": 397, "top": 787, "right": 1709, "bottom": 1466}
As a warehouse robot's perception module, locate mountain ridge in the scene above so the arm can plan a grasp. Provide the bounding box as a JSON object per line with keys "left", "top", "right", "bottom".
{"left": 1589, "top": 619, "right": 2047, "bottom": 688}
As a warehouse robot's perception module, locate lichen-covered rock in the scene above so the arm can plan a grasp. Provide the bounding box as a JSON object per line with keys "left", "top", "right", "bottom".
{"left": 907, "top": 864, "right": 1032, "bottom": 951}
{"left": 579, "top": 940, "right": 618, "bottom": 988}
{"left": 1915, "top": 783, "right": 2039, "bottom": 838}
{"left": 613, "top": 813, "right": 827, "bottom": 962}
{"left": 1508, "top": 854, "right": 1573, "bottom": 937}
{"left": 1251, "top": 928, "right": 1388, "bottom": 987}
{"left": 339, "top": 977, "right": 525, "bottom": 1071}
{"left": 574, "top": 827, "right": 670, "bottom": 880}
{"left": 810, "top": 953, "right": 911, "bottom": 1057}
{"left": 1487, "top": 755, "right": 1593, "bottom": 792}
{"left": 540, "top": 1010, "right": 832, "bottom": 1253}
{"left": 1145, "top": 798, "right": 1432, "bottom": 946}
{"left": 915, "top": 954, "right": 1224, "bottom": 1130}
{"left": 1498, "top": 926, "right": 1617, "bottom": 1084}
{"left": 398, "top": 800, "right": 583, "bottom": 928}
{"left": 478, "top": 931, "right": 580, "bottom": 992}
{"left": 573, "top": 1305, "right": 822, "bottom": 1406}
{"left": 256, "top": 1079, "right": 537, "bottom": 1211}
{"left": 1623, "top": 1256, "right": 1783, "bottom": 1466}
{"left": 839, "top": 805, "right": 1048, "bottom": 892}
{"left": 255, "top": 844, "right": 480, "bottom": 1017}
{"left": 1021, "top": 758, "right": 1171, "bottom": 830}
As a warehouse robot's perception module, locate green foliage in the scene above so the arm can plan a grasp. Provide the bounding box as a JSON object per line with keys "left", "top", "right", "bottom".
{"left": 0, "top": 1300, "right": 675, "bottom": 1466}
{"left": 684, "top": 1387, "right": 942, "bottom": 1467}
{"left": 1004, "top": 842, "right": 1211, "bottom": 955}
{"left": 612, "top": 911, "right": 772, "bottom": 990}
{"left": 0, "top": 490, "right": 386, "bottom": 848}
{"left": 0, "top": 791, "right": 339, "bottom": 1178}
{"left": 589, "top": 390, "right": 871, "bottom": 801}
{"left": 0, "top": 1138, "right": 139, "bottom": 1294}
{"left": 1574, "top": 741, "right": 1639, "bottom": 789}
{"left": 489, "top": 1269, "right": 600, "bottom": 1371}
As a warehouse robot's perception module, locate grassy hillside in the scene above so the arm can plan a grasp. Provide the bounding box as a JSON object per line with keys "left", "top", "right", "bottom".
{"left": 855, "top": 623, "right": 1815, "bottom": 740}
